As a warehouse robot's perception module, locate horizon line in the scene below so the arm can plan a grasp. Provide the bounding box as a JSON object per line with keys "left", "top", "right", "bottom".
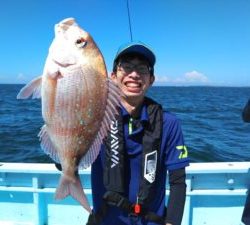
{"left": 0, "top": 83, "right": 250, "bottom": 88}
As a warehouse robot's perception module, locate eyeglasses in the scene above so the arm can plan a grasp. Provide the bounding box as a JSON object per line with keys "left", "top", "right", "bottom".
{"left": 117, "top": 62, "right": 151, "bottom": 75}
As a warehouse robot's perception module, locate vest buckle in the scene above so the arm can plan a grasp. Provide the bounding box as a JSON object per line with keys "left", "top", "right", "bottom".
{"left": 134, "top": 203, "right": 141, "bottom": 214}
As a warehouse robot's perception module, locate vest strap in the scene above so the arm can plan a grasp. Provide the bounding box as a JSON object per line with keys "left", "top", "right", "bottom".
{"left": 102, "top": 191, "right": 165, "bottom": 225}
{"left": 86, "top": 192, "right": 166, "bottom": 225}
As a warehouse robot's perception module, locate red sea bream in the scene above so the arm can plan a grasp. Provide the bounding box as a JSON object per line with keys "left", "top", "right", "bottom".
{"left": 17, "top": 18, "right": 120, "bottom": 213}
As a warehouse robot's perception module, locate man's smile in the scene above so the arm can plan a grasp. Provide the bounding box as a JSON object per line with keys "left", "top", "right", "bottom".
{"left": 124, "top": 81, "right": 142, "bottom": 88}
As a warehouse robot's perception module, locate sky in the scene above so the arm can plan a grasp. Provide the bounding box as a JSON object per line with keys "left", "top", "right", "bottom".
{"left": 0, "top": 0, "right": 249, "bottom": 86}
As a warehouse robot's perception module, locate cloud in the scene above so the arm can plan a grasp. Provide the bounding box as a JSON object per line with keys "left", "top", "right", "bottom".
{"left": 155, "top": 70, "right": 209, "bottom": 86}
{"left": 184, "top": 70, "right": 209, "bottom": 83}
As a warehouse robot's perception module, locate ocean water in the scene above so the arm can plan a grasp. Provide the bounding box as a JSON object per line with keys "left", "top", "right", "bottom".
{"left": 0, "top": 84, "right": 250, "bottom": 163}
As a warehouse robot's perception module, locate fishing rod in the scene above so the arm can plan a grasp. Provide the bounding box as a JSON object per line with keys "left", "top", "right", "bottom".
{"left": 126, "top": 0, "right": 133, "bottom": 41}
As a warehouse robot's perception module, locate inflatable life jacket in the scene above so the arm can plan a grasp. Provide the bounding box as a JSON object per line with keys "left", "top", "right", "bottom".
{"left": 100, "top": 97, "right": 165, "bottom": 224}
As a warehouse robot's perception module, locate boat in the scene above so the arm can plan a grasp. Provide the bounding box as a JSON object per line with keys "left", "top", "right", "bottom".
{"left": 0, "top": 162, "right": 249, "bottom": 225}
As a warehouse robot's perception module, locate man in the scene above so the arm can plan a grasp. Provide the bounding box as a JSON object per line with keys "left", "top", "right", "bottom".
{"left": 242, "top": 99, "right": 250, "bottom": 225}
{"left": 87, "top": 41, "right": 189, "bottom": 225}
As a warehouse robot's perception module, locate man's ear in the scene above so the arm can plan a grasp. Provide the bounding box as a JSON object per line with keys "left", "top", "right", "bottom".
{"left": 150, "top": 75, "right": 155, "bottom": 85}
{"left": 111, "top": 72, "right": 117, "bottom": 82}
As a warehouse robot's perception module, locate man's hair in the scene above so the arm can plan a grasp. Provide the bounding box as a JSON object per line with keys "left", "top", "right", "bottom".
{"left": 113, "top": 53, "right": 154, "bottom": 76}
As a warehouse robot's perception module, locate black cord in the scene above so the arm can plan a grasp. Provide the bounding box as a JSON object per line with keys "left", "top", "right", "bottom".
{"left": 126, "top": 0, "right": 133, "bottom": 41}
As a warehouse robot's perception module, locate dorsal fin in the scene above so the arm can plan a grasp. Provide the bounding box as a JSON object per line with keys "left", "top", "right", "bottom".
{"left": 79, "top": 78, "right": 120, "bottom": 169}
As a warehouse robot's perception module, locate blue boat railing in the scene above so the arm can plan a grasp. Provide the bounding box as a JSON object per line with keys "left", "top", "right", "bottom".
{"left": 0, "top": 162, "right": 249, "bottom": 225}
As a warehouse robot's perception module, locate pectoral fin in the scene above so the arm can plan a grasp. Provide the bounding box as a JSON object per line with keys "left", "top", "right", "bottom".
{"left": 17, "top": 76, "right": 42, "bottom": 99}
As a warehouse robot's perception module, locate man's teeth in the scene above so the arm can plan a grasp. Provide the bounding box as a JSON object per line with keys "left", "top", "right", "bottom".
{"left": 126, "top": 83, "right": 140, "bottom": 87}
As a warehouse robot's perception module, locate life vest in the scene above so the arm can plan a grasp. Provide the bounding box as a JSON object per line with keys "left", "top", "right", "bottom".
{"left": 101, "top": 97, "right": 165, "bottom": 224}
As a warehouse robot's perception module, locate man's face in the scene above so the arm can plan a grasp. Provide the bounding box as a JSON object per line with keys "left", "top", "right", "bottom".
{"left": 111, "top": 56, "right": 154, "bottom": 103}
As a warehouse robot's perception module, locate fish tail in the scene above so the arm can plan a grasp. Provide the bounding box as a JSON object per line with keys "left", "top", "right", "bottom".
{"left": 55, "top": 174, "right": 91, "bottom": 213}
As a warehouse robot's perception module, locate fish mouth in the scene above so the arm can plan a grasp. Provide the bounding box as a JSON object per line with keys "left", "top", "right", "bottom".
{"left": 53, "top": 60, "right": 75, "bottom": 68}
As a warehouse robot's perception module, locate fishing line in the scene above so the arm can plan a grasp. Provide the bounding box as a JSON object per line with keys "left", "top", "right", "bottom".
{"left": 126, "top": 0, "right": 133, "bottom": 41}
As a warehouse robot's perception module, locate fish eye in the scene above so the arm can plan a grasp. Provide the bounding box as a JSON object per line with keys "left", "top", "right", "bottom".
{"left": 75, "top": 38, "right": 87, "bottom": 48}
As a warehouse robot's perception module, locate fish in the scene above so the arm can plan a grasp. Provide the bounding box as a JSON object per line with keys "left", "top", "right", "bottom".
{"left": 17, "top": 18, "right": 120, "bottom": 213}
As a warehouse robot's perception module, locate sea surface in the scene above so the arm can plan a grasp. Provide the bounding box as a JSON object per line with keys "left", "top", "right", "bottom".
{"left": 0, "top": 84, "right": 250, "bottom": 163}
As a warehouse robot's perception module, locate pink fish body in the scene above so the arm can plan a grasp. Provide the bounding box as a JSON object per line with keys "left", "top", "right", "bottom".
{"left": 17, "top": 18, "right": 119, "bottom": 213}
